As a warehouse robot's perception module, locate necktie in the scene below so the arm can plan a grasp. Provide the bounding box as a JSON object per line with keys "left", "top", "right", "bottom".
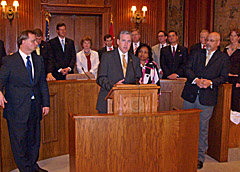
{"left": 36, "top": 45, "right": 40, "bottom": 55}
{"left": 172, "top": 46, "right": 176, "bottom": 57}
{"left": 134, "top": 43, "right": 138, "bottom": 54}
{"left": 205, "top": 52, "right": 211, "bottom": 66}
{"left": 122, "top": 54, "right": 127, "bottom": 77}
{"left": 203, "top": 45, "right": 206, "bottom": 49}
{"left": 61, "top": 39, "right": 65, "bottom": 52}
{"left": 26, "top": 56, "right": 33, "bottom": 84}
{"left": 161, "top": 44, "right": 164, "bottom": 48}
{"left": 109, "top": 47, "right": 112, "bottom": 51}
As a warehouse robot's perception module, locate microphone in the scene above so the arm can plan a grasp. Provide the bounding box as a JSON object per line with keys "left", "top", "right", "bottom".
{"left": 82, "top": 67, "right": 91, "bottom": 79}
{"left": 129, "top": 56, "right": 139, "bottom": 85}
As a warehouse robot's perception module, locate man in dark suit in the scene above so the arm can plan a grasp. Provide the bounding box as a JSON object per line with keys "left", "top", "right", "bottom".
{"left": 98, "top": 34, "right": 115, "bottom": 61}
{"left": 96, "top": 30, "right": 142, "bottom": 113}
{"left": 0, "top": 30, "right": 50, "bottom": 172}
{"left": 0, "top": 39, "right": 7, "bottom": 66}
{"left": 160, "top": 30, "right": 188, "bottom": 79}
{"left": 190, "top": 29, "right": 209, "bottom": 54}
{"left": 181, "top": 32, "right": 230, "bottom": 169}
{"left": 49, "top": 23, "right": 76, "bottom": 80}
{"left": 129, "top": 28, "right": 143, "bottom": 55}
{"left": 33, "top": 28, "right": 55, "bottom": 80}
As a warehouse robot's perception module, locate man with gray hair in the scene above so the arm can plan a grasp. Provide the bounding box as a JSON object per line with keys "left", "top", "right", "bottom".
{"left": 181, "top": 32, "right": 230, "bottom": 170}
{"left": 96, "top": 30, "right": 142, "bottom": 113}
{"left": 190, "top": 29, "right": 209, "bottom": 54}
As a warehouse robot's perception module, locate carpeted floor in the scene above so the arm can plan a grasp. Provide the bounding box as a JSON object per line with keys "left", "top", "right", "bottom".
{"left": 11, "top": 148, "right": 240, "bottom": 172}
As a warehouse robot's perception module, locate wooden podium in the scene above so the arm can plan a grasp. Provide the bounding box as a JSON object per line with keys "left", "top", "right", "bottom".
{"left": 69, "top": 109, "right": 201, "bottom": 172}
{"left": 106, "top": 84, "right": 160, "bottom": 114}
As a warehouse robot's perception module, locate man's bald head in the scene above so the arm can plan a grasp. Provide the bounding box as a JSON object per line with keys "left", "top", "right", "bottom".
{"left": 206, "top": 32, "right": 220, "bottom": 52}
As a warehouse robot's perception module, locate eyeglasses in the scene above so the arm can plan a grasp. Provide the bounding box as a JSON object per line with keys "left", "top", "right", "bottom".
{"left": 206, "top": 39, "right": 218, "bottom": 42}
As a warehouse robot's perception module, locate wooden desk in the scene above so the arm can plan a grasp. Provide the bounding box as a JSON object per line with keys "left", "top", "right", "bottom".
{"left": 69, "top": 109, "right": 201, "bottom": 172}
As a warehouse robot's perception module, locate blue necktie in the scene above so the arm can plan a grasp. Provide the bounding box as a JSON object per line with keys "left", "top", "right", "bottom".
{"left": 61, "top": 39, "right": 65, "bottom": 52}
{"left": 26, "top": 56, "right": 33, "bottom": 84}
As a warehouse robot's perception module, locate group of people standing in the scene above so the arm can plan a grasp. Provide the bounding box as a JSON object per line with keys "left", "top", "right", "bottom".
{"left": 0, "top": 23, "right": 239, "bottom": 172}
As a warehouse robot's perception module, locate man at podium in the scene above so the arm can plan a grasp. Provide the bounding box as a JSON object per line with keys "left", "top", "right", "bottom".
{"left": 96, "top": 30, "right": 142, "bottom": 113}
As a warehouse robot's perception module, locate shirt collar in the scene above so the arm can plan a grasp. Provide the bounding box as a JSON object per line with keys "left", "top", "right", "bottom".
{"left": 19, "top": 49, "right": 31, "bottom": 58}
{"left": 118, "top": 48, "right": 128, "bottom": 58}
{"left": 171, "top": 44, "right": 178, "bottom": 51}
{"left": 58, "top": 36, "right": 65, "bottom": 43}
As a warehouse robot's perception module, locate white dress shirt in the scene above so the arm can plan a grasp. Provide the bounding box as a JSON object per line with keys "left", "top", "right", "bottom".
{"left": 118, "top": 48, "right": 128, "bottom": 68}
{"left": 19, "top": 49, "right": 34, "bottom": 78}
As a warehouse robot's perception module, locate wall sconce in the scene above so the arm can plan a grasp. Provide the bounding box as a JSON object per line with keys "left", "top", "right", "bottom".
{"left": 1, "top": 0, "right": 19, "bottom": 24}
{"left": 131, "top": 5, "right": 147, "bottom": 27}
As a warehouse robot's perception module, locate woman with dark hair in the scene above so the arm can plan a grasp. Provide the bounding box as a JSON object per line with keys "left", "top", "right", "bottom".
{"left": 136, "top": 44, "right": 160, "bottom": 87}
{"left": 224, "top": 29, "right": 240, "bottom": 114}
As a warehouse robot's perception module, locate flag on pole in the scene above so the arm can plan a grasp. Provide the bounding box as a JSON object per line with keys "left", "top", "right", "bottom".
{"left": 109, "top": 14, "right": 114, "bottom": 46}
{"left": 45, "top": 12, "right": 51, "bottom": 41}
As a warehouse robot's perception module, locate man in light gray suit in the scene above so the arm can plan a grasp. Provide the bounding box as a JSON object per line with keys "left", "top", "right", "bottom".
{"left": 152, "top": 30, "right": 168, "bottom": 77}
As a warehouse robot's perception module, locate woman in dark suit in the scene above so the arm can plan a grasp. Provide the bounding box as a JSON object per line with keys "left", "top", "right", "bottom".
{"left": 224, "top": 29, "right": 240, "bottom": 113}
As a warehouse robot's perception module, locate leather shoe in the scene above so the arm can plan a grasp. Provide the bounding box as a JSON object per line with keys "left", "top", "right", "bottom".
{"left": 197, "top": 160, "right": 203, "bottom": 169}
{"left": 35, "top": 167, "right": 48, "bottom": 172}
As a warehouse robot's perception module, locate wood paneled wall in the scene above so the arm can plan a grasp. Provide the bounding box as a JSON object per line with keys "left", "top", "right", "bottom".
{"left": 184, "top": 0, "right": 214, "bottom": 48}
{"left": 0, "top": 0, "right": 214, "bottom": 56}
{"left": 109, "top": 0, "right": 167, "bottom": 47}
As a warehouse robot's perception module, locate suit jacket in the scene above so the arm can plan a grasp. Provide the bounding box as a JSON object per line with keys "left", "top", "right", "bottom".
{"left": 0, "top": 51, "right": 50, "bottom": 122}
{"left": 190, "top": 43, "right": 202, "bottom": 54}
{"left": 160, "top": 45, "right": 188, "bottom": 79}
{"left": 76, "top": 49, "right": 99, "bottom": 78}
{"left": 152, "top": 43, "right": 168, "bottom": 69}
{"left": 49, "top": 37, "right": 76, "bottom": 80}
{"left": 33, "top": 40, "right": 54, "bottom": 76}
{"left": 0, "top": 40, "right": 6, "bottom": 66}
{"left": 129, "top": 42, "right": 143, "bottom": 55}
{"left": 98, "top": 46, "right": 115, "bottom": 61}
{"left": 96, "top": 49, "right": 142, "bottom": 112}
{"left": 181, "top": 49, "right": 230, "bottom": 106}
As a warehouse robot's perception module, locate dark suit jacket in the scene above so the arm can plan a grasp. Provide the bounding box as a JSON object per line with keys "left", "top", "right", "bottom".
{"left": 190, "top": 43, "right": 202, "bottom": 54}
{"left": 0, "top": 51, "right": 50, "bottom": 122}
{"left": 33, "top": 40, "right": 54, "bottom": 76}
{"left": 181, "top": 49, "right": 230, "bottom": 106}
{"left": 49, "top": 37, "right": 76, "bottom": 80}
{"left": 129, "top": 42, "right": 144, "bottom": 55}
{"left": 98, "top": 46, "right": 115, "bottom": 61}
{"left": 96, "top": 49, "right": 142, "bottom": 113}
{"left": 160, "top": 45, "right": 188, "bottom": 78}
{"left": 97, "top": 46, "right": 107, "bottom": 61}
{"left": 0, "top": 40, "right": 6, "bottom": 66}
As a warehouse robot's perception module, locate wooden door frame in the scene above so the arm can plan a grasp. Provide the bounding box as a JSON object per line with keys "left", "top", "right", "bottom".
{"left": 41, "top": 3, "right": 111, "bottom": 47}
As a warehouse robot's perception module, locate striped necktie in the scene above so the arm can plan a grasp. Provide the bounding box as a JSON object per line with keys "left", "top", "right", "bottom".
{"left": 122, "top": 54, "right": 127, "bottom": 77}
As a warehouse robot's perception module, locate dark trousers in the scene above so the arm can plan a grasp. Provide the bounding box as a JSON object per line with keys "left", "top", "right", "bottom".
{"left": 7, "top": 100, "right": 41, "bottom": 172}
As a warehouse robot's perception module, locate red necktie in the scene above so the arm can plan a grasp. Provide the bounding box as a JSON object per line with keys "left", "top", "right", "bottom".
{"left": 172, "top": 46, "right": 176, "bottom": 57}
{"left": 203, "top": 45, "right": 206, "bottom": 49}
{"left": 134, "top": 43, "right": 138, "bottom": 54}
{"left": 109, "top": 47, "right": 112, "bottom": 51}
